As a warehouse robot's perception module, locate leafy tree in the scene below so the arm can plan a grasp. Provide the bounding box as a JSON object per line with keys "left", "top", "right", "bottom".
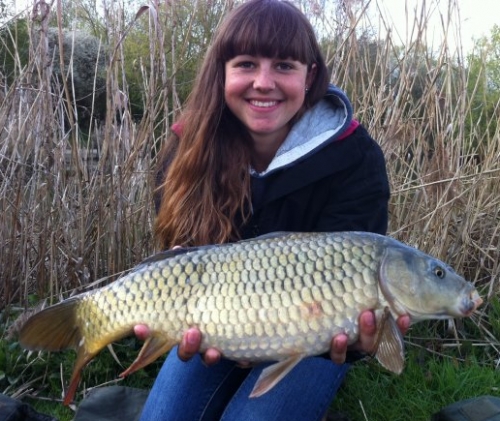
{"left": 46, "top": 28, "right": 108, "bottom": 125}
{"left": 465, "top": 25, "right": 500, "bottom": 150}
{"left": 120, "top": 0, "right": 233, "bottom": 121}
{"left": 0, "top": 18, "right": 30, "bottom": 84}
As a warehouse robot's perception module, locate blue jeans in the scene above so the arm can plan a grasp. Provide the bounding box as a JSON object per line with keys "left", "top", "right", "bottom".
{"left": 139, "top": 346, "right": 349, "bottom": 421}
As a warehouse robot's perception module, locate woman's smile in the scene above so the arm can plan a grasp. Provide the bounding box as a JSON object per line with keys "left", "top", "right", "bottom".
{"left": 248, "top": 99, "right": 279, "bottom": 107}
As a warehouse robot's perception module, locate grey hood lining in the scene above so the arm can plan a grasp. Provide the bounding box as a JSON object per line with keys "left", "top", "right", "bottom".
{"left": 251, "top": 85, "right": 353, "bottom": 177}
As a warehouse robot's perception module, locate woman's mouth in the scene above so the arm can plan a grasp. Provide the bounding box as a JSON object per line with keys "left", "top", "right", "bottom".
{"left": 249, "top": 100, "right": 279, "bottom": 108}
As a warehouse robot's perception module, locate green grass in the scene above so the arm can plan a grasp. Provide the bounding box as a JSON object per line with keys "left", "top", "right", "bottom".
{"left": 331, "top": 348, "right": 500, "bottom": 421}
{"left": 4, "top": 339, "right": 499, "bottom": 421}
{"left": 1, "top": 337, "right": 161, "bottom": 420}
{"left": 329, "top": 299, "right": 500, "bottom": 421}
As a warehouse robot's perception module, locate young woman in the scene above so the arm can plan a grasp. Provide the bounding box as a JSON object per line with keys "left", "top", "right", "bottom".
{"left": 137, "top": 1, "right": 409, "bottom": 420}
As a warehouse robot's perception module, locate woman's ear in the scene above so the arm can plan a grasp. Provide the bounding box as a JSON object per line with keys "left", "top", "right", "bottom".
{"left": 306, "top": 63, "right": 317, "bottom": 89}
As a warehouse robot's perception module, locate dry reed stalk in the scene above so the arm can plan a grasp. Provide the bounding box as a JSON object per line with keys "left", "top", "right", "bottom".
{"left": 0, "top": 2, "right": 164, "bottom": 307}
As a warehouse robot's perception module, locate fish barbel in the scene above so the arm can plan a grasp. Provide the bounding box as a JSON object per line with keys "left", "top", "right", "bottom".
{"left": 18, "top": 231, "right": 482, "bottom": 405}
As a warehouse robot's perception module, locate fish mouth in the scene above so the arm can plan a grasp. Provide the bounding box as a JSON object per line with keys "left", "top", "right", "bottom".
{"left": 459, "top": 290, "right": 483, "bottom": 316}
{"left": 403, "top": 290, "right": 483, "bottom": 320}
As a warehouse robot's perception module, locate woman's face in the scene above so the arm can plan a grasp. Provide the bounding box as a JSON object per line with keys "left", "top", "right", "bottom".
{"left": 224, "top": 55, "right": 316, "bottom": 146}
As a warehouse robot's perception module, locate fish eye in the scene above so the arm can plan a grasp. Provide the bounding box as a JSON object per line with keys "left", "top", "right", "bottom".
{"left": 434, "top": 265, "right": 446, "bottom": 279}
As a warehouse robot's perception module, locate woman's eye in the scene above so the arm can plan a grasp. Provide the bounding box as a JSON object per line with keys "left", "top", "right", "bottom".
{"left": 237, "top": 61, "right": 255, "bottom": 69}
{"left": 276, "top": 62, "right": 293, "bottom": 70}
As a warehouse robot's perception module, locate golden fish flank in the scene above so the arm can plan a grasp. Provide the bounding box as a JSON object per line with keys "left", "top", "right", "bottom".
{"left": 18, "top": 231, "right": 482, "bottom": 405}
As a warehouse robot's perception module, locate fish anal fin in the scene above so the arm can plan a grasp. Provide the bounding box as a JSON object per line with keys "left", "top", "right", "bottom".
{"left": 63, "top": 346, "right": 100, "bottom": 405}
{"left": 64, "top": 370, "right": 82, "bottom": 406}
{"left": 249, "top": 355, "right": 304, "bottom": 398}
{"left": 120, "top": 334, "right": 176, "bottom": 378}
{"left": 373, "top": 308, "right": 405, "bottom": 374}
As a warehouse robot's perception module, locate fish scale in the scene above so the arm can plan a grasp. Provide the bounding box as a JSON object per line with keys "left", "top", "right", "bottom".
{"left": 88, "top": 234, "right": 364, "bottom": 353}
{"left": 18, "top": 231, "right": 482, "bottom": 405}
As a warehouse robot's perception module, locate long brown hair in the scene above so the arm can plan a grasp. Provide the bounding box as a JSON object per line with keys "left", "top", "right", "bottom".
{"left": 155, "top": 0, "right": 330, "bottom": 249}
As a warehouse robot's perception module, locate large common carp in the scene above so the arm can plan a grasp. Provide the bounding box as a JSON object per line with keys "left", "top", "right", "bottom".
{"left": 18, "top": 231, "right": 482, "bottom": 405}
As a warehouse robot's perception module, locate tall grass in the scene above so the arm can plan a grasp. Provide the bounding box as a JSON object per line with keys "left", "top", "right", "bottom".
{"left": 0, "top": 1, "right": 165, "bottom": 306}
{"left": 1, "top": 0, "right": 499, "bottom": 417}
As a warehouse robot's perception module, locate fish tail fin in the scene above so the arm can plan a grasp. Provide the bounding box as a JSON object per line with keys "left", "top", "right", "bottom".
{"left": 19, "top": 297, "right": 83, "bottom": 352}
{"left": 18, "top": 297, "right": 119, "bottom": 405}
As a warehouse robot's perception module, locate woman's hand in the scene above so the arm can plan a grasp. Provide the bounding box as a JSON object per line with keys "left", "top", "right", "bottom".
{"left": 329, "top": 310, "right": 411, "bottom": 364}
{"left": 133, "top": 325, "right": 221, "bottom": 365}
{"left": 176, "top": 327, "right": 221, "bottom": 365}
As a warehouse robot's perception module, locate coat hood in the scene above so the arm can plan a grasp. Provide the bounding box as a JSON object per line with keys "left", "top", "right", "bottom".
{"left": 252, "top": 84, "right": 354, "bottom": 177}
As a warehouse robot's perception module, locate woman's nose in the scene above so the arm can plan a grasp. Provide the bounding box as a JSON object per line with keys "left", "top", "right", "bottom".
{"left": 253, "top": 67, "right": 275, "bottom": 91}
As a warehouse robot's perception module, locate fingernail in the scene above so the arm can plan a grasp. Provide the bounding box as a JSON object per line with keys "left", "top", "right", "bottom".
{"left": 365, "top": 312, "right": 375, "bottom": 327}
{"left": 186, "top": 331, "right": 198, "bottom": 345}
{"left": 402, "top": 316, "right": 411, "bottom": 330}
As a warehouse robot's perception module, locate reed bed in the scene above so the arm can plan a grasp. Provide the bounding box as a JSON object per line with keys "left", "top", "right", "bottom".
{"left": 0, "top": 0, "right": 499, "bottom": 416}
{"left": 1, "top": 0, "right": 499, "bottom": 347}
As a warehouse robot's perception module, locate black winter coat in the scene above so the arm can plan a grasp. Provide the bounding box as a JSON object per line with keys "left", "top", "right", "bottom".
{"left": 240, "top": 124, "right": 390, "bottom": 239}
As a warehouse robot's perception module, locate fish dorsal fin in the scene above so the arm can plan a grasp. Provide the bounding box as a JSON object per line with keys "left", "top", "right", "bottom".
{"left": 252, "top": 231, "right": 292, "bottom": 241}
{"left": 119, "top": 333, "right": 176, "bottom": 378}
{"left": 249, "top": 355, "right": 304, "bottom": 398}
{"left": 135, "top": 247, "right": 196, "bottom": 267}
{"left": 135, "top": 232, "right": 294, "bottom": 272}
{"left": 373, "top": 308, "right": 405, "bottom": 374}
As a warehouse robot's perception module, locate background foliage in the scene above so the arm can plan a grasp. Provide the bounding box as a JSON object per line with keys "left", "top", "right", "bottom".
{"left": 1, "top": 0, "right": 499, "bottom": 420}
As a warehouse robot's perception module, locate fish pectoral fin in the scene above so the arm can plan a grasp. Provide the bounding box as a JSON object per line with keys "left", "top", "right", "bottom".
{"left": 120, "top": 334, "right": 176, "bottom": 378}
{"left": 373, "top": 308, "right": 405, "bottom": 374}
{"left": 249, "top": 355, "right": 305, "bottom": 398}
